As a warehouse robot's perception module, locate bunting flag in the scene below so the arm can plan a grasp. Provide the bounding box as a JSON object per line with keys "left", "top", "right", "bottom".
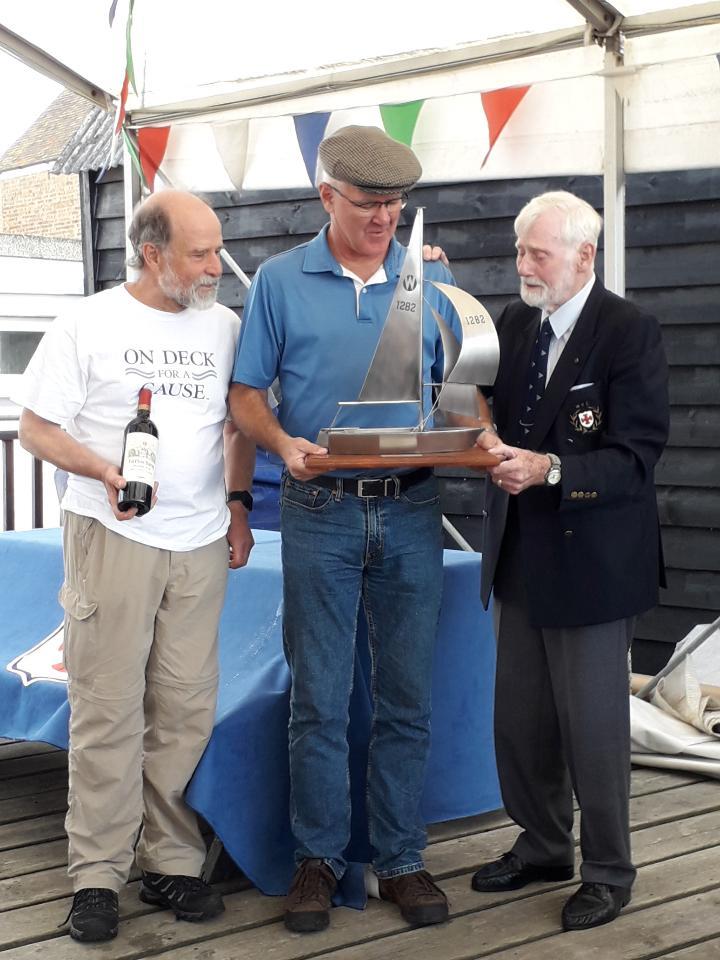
{"left": 480, "top": 85, "right": 531, "bottom": 165}
{"left": 124, "top": 85, "right": 531, "bottom": 193}
{"left": 137, "top": 127, "right": 171, "bottom": 191}
{"left": 124, "top": 0, "right": 137, "bottom": 94}
{"left": 110, "top": 0, "right": 137, "bottom": 166}
{"left": 380, "top": 101, "right": 425, "bottom": 146}
{"left": 213, "top": 119, "right": 251, "bottom": 190}
{"left": 112, "top": 0, "right": 137, "bottom": 135}
{"left": 122, "top": 128, "right": 147, "bottom": 189}
{"left": 293, "top": 112, "right": 331, "bottom": 184}
{"left": 113, "top": 70, "right": 130, "bottom": 136}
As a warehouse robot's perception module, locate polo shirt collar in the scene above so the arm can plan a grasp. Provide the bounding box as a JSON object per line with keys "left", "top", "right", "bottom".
{"left": 302, "top": 223, "right": 405, "bottom": 278}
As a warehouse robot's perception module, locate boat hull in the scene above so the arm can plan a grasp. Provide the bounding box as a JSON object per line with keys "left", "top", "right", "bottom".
{"left": 316, "top": 426, "right": 483, "bottom": 456}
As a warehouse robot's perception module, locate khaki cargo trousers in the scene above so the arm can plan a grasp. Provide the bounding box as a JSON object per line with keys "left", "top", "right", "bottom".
{"left": 61, "top": 512, "right": 229, "bottom": 891}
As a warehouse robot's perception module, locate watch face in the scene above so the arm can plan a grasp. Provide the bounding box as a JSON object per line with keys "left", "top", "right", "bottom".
{"left": 547, "top": 469, "right": 561, "bottom": 486}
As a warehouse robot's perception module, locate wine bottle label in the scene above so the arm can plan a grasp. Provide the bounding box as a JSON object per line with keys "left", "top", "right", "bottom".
{"left": 122, "top": 432, "right": 158, "bottom": 485}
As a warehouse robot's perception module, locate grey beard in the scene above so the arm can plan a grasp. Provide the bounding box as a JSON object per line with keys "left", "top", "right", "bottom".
{"left": 159, "top": 270, "right": 219, "bottom": 311}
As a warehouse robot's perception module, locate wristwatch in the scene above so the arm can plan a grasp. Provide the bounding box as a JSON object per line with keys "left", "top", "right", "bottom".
{"left": 226, "top": 490, "right": 253, "bottom": 511}
{"left": 543, "top": 453, "right": 562, "bottom": 487}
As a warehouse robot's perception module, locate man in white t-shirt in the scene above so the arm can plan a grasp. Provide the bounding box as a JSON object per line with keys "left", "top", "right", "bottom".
{"left": 15, "top": 191, "right": 255, "bottom": 943}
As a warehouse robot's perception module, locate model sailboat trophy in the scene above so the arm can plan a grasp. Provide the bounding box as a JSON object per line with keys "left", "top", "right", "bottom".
{"left": 309, "top": 209, "right": 500, "bottom": 470}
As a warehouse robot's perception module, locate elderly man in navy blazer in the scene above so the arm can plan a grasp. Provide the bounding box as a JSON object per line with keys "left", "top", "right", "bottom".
{"left": 472, "top": 191, "right": 669, "bottom": 931}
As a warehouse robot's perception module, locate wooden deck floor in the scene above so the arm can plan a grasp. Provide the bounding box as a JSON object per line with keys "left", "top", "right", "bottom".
{"left": 2, "top": 739, "right": 720, "bottom": 959}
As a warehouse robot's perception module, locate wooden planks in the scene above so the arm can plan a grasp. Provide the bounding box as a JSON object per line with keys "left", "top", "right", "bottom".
{"left": 3, "top": 740, "right": 720, "bottom": 959}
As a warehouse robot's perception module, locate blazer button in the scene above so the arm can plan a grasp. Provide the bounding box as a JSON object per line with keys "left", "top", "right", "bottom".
{"left": 591, "top": 491, "right": 598, "bottom": 498}
{"left": 570, "top": 491, "right": 578, "bottom": 499}
{"left": 564, "top": 529, "right": 574, "bottom": 537}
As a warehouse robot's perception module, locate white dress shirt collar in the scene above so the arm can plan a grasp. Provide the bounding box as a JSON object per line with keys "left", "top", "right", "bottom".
{"left": 544, "top": 274, "right": 596, "bottom": 339}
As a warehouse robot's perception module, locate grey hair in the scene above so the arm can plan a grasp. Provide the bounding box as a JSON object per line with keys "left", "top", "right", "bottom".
{"left": 127, "top": 201, "right": 172, "bottom": 270}
{"left": 316, "top": 169, "right": 340, "bottom": 191}
{"left": 514, "top": 191, "right": 602, "bottom": 249}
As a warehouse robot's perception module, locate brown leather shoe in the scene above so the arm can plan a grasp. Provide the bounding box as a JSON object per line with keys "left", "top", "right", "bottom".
{"left": 284, "top": 859, "right": 337, "bottom": 933}
{"left": 379, "top": 869, "right": 449, "bottom": 926}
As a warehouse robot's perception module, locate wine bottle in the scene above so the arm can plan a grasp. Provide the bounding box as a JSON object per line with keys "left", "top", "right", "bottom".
{"left": 118, "top": 387, "right": 159, "bottom": 516}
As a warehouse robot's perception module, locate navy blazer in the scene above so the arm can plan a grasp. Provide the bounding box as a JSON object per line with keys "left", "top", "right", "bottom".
{"left": 481, "top": 277, "right": 670, "bottom": 628}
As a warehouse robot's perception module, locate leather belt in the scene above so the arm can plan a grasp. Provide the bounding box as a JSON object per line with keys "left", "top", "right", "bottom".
{"left": 309, "top": 468, "right": 432, "bottom": 498}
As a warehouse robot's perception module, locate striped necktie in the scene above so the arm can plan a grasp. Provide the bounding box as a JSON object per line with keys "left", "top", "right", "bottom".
{"left": 519, "top": 317, "right": 552, "bottom": 446}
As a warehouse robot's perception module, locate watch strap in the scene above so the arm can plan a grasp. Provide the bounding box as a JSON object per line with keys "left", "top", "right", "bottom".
{"left": 227, "top": 489, "right": 253, "bottom": 510}
{"left": 543, "top": 453, "right": 561, "bottom": 485}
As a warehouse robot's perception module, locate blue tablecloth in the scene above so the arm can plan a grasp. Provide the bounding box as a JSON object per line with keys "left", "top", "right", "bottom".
{"left": 0, "top": 526, "right": 500, "bottom": 897}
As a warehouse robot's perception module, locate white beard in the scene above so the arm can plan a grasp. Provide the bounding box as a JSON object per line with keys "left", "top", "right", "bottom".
{"left": 519, "top": 280, "right": 550, "bottom": 309}
{"left": 519, "top": 271, "right": 577, "bottom": 312}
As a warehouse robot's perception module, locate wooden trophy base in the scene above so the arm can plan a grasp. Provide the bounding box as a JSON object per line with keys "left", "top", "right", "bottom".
{"left": 304, "top": 446, "right": 499, "bottom": 475}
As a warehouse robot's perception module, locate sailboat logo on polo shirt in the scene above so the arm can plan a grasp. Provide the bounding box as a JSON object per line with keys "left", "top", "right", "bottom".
{"left": 6, "top": 624, "right": 67, "bottom": 686}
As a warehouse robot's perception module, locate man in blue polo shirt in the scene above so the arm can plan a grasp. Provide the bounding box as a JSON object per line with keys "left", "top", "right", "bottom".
{"left": 230, "top": 126, "right": 485, "bottom": 934}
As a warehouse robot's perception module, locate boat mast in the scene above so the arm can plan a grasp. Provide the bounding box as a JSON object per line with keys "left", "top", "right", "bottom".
{"left": 416, "top": 207, "right": 425, "bottom": 428}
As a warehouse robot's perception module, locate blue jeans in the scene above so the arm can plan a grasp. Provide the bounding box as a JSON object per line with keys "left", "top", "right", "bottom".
{"left": 280, "top": 472, "right": 444, "bottom": 879}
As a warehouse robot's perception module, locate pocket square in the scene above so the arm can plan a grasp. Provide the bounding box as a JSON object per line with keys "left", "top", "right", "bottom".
{"left": 570, "top": 382, "right": 594, "bottom": 392}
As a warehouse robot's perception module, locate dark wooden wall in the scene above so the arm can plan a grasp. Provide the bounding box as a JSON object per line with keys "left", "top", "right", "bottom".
{"left": 89, "top": 166, "right": 719, "bottom": 664}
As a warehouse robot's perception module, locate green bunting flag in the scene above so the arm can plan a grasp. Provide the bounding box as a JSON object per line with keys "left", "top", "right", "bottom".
{"left": 380, "top": 101, "right": 425, "bottom": 145}
{"left": 126, "top": 0, "right": 137, "bottom": 94}
{"left": 122, "top": 128, "right": 148, "bottom": 191}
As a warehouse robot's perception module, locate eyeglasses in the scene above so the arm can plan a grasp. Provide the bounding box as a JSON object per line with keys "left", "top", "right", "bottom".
{"left": 328, "top": 184, "right": 408, "bottom": 214}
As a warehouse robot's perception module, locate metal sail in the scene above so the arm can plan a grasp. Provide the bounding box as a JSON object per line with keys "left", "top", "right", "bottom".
{"left": 429, "top": 281, "right": 499, "bottom": 386}
{"left": 436, "top": 380, "right": 482, "bottom": 419}
{"left": 430, "top": 304, "right": 461, "bottom": 381}
{"left": 357, "top": 209, "right": 425, "bottom": 404}
{"left": 430, "top": 305, "right": 482, "bottom": 419}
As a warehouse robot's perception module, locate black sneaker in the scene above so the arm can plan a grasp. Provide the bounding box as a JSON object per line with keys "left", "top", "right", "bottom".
{"left": 67, "top": 888, "right": 119, "bottom": 942}
{"left": 139, "top": 872, "right": 224, "bottom": 921}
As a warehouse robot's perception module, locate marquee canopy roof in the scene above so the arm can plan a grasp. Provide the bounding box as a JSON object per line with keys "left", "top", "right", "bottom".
{"left": 1, "top": 2, "right": 718, "bottom": 290}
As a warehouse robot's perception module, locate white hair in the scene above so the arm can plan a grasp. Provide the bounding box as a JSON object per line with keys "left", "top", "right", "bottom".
{"left": 514, "top": 191, "right": 602, "bottom": 249}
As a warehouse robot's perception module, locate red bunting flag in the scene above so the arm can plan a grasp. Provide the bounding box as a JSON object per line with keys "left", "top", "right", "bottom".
{"left": 137, "top": 127, "right": 171, "bottom": 191}
{"left": 113, "top": 70, "right": 130, "bottom": 135}
{"left": 481, "top": 86, "right": 531, "bottom": 165}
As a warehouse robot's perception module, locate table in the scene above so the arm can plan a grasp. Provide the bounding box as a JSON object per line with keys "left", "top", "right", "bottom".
{"left": 0, "top": 527, "right": 500, "bottom": 897}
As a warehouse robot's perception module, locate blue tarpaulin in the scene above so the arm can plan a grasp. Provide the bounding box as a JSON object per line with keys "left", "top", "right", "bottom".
{"left": 0, "top": 525, "right": 500, "bottom": 898}
{"left": 248, "top": 452, "right": 282, "bottom": 531}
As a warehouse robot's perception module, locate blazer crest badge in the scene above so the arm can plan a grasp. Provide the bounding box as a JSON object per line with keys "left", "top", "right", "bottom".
{"left": 570, "top": 404, "right": 603, "bottom": 433}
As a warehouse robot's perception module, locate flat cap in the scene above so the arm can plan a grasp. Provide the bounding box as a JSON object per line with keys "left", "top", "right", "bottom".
{"left": 319, "top": 125, "right": 422, "bottom": 195}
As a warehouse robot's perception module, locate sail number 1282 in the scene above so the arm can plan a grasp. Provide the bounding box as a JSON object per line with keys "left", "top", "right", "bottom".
{"left": 396, "top": 300, "right": 416, "bottom": 312}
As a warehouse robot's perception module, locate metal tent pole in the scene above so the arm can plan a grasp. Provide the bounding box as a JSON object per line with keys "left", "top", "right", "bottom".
{"left": 635, "top": 615, "right": 720, "bottom": 701}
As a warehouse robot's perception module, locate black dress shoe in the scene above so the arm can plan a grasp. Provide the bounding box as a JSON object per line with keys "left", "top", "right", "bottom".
{"left": 561, "top": 882, "right": 631, "bottom": 931}
{"left": 471, "top": 852, "right": 574, "bottom": 892}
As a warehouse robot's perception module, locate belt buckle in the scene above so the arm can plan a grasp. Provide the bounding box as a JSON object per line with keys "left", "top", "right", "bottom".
{"left": 357, "top": 477, "right": 392, "bottom": 498}
{"left": 357, "top": 478, "right": 375, "bottom": 497}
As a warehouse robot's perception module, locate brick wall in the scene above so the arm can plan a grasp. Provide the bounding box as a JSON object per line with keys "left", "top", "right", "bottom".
{"left": 0, "top": 171, "right": 80, "bottom": 239}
